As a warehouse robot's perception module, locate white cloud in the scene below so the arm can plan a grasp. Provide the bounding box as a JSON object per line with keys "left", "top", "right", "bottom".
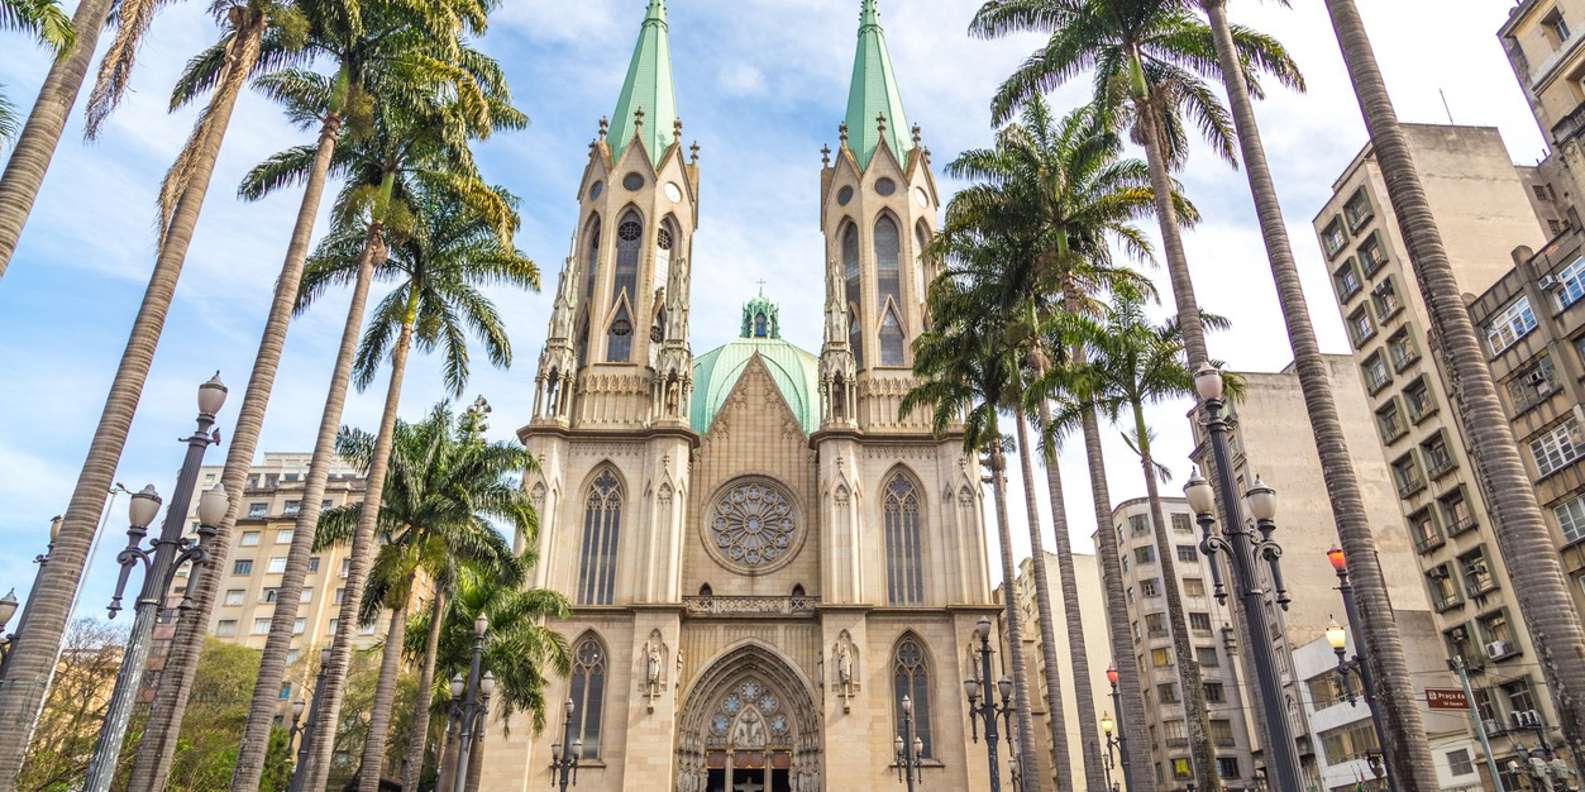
{"left": 718, "top": 62, "right": 767, "bottom": 96}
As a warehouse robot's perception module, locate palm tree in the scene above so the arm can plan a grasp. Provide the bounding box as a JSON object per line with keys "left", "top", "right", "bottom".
{"left": 0, "top": 0, "right": 72, "bottom": 147}
{"left": 903, "top": 237, "right": 1042, "bottom": 776}
{"left": 1324, "top": 0, "right": 1585, "bottom": 760}
{"left": 0, "top": 4, "right": 270, "bottom": 783}
{"left": 1066, "top": 289, "right": 1229, "bottom": 791}
{"left": 422, "top": 567, "right": 571, "bottom": 791}
{"left": 970, "top": 0, "right": 1299, "bottom": 370}
{"left": 311, "top": 400, "right": 534, "bottom": 792}
{"left": 278, "top": 183, "right": 538, "bottom": 792}
{"left": 127, "top": 7, "right": 513, "bottom": 788}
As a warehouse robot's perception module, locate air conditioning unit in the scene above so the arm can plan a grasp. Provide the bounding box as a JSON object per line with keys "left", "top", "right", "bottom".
{"left": 1539, "top": 274, "right": 1559, "bottom": 290}
{"left": 1485, "top": 640, "right": 1512, "bottom": 660}
{"left": 1483, "top": 718, "right": 1504, "bottom": 736}
{"left": 1513, "top": 709, "right": 1544, "bottom": 729}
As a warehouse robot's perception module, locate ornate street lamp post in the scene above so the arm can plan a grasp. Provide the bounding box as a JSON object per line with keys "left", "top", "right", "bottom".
{"left": 895, "top": 694, "right": 925, "bottom": 791}
{"left": 0, "top": 514, "right": 66, "bottom": 683}
{"left": 1326, "top": 547, "right": 1397, "bottom": 792}
{"left": 1104, "top": 667, "right": 1134, "bottom": 792}
{"left": 966, "top": 615, "right": 1020, "bottom": 792}
{"left": 549, "top": 697, "right": 581, "bottom": 790}
{"left": 288, "top": 648, "right": 333, "bottom": 792}
{"left": 452, "top": 615, "right": 493, "bottom": 792}
{"left": 1186, "top": 363, "right": 1303, "bottom": 792}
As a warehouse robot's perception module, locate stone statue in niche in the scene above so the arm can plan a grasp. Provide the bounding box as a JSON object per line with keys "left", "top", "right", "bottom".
{"left": 731, "top": 707, "right": 769, "bottom": 750}
{"left": 642, "top": 630, "right": 668, "bottom": 713}
{"left": 831, "top": 630, "right": 859, "bottom": 713}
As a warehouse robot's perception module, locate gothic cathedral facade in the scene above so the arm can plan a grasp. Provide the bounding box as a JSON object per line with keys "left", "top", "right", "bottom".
{"left": 481, "top": 3, "right": 1004, "bottom": 790}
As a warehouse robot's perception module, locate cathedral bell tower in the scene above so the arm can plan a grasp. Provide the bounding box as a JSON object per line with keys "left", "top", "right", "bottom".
{"left": 532, "top": 0, "right": 700, "bottom": 431}
{"left": 817, "top": 0, "right": 940, "bottom": 433}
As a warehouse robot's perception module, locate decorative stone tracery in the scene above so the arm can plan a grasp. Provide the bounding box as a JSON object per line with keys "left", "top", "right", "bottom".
{"left": 704, "top": 477, "right": 802, "bottom": 574}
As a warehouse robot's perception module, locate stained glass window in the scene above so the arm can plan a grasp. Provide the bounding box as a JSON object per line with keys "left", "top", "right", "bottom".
{"left": 894, "top": 636, "right": 933, "bottom": 758}
{"left": 884, "top": 474, "right": 924, "bottom": 604}
{"left": 577, "top": 470, "right": 622, "bottom": 605}
{"left": 568, "top": 635, "right": 606, "bottom": 758}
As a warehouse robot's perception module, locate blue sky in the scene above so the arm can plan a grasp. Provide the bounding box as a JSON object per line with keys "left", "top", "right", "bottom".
{"left": 0, "top": 0, "right": 1546, "bottom": 619}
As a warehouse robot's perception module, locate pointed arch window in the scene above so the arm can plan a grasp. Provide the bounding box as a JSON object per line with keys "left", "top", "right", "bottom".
{"left": 914, "top": 221, "right": 931, "bottom": 306}
{"left": 876, "top": 216, "right": 905, "bottom": 365}
{"left": 894, "top": 635, "right": 934, "bottom": 758}
{"left": 879, "top": 308, "right": 905, "bottom": 366}
{"left": 843, "top": 224, "right": 864, "bottom": 368}
{"left": 607, "top": 303, "right": 634, "bottom": 362}
{"left": 884, "top": 473, "right": 924, "bottom": 605}
{"left": 583, "top": 215, "right": 602, "bottom": 301}
{"left": 577, "top": 470, "right": 622, "bottom": 605}
{"left": 568, "top": 635, "right": 607, "bottom": 759}
{"left": 754, "top": 311, "right": 769, "bottom": 338}
{"left": 613, "top": 213, "right": 642, "bottom": 304}
{"left": 654, "top": 218, "right": 676, "bottom": 295}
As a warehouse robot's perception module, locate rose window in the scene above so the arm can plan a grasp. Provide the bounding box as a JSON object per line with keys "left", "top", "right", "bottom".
{"left": 708, "top": 480, "right": 797, "bottom": 571}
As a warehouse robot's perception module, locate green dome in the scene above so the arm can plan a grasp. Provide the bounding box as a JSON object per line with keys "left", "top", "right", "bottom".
{"left": 690, "top": 297, "right": 820, "bottom": 436}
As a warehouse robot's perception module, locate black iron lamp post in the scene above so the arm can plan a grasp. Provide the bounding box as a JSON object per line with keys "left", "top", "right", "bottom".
{"left": 452, "top": 614, "right": 493, "bottom": 792}
{"left": 1104, "top": 667, "right": 1135, "bottom": 792}
{"left": 549, "top": 697, "right": 582, "bottom": 790}
{"left": 966, "top": 615, "right": 1019, "bottom": 792}
{"left": 0, "top": 514, "right": 67, "bottom": 683}
{"left": 895, "top": 694, "right": 925, "bottom": 791}
{"left": 288, "top": 648, "right": 333, "bottom": 792}
{"left": 1185, "top": 363, "right": 1303, "bottom": 792}
{"left": 287, "top": 698, "right": 307, "bottom": 753}
{"left": 1325, "top": 547, "right": 1397, "bottom": 792}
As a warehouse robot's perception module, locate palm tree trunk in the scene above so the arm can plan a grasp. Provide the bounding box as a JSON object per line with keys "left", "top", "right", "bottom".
{"left": 0, "top": 0, "right": 116, "bottom": 276}
{"left": 401, "top": 589, "right": 448, "bottom": 792}
{"left": 357, "top": 601, "right": 410, "bottom": 792}
{"left": 1011, "top": 405, "right": 1072, "bottom": 789}
{"left": 1197, "top": 2, "right": 1443, "bottom": 786}
{"left": 985, "top": 447, "right": 1042, "bottom": 779}
{"left": 436, "top": 711, "right": 460, "bottom": 792}
{"left": 0, "top": 22, "right": 259, "bottom": 788}
{"left": 1325, "top": 0, "right": 1585, "bottom": 758}
{"left": 464, "top": 731, "right": 483, "bottom": 792}
{"left": 128, "top": 111, "right": 343, "bottom": 792}
{"left": 1129, "top": 97, "right": 1208, "bottom": 369}
{"left": 300, "top": 305, "right": 420, "bottom": 792}
{"left": 1036, "top": 396, "right": 1107, "bottom": 792}
{"left": 1132, "top": 402, "right": 1218, "bottom": 791}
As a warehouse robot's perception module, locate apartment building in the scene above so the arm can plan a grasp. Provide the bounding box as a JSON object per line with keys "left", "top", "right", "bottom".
{"left": 1006, "top": 551, "right": 1121, "bottom": 791}
{"left": 151, "top": 453, "right": 373, "bottom": 709}
{"left": 1093, "top": 497, "right": 1261, "bottom": 791}
{"left": 1291, "top": 612, "right": 1482, "bottom": 792}
{"left": 1502, "top": 0, "right": 1585, "bottom": 217}
{"left": 1313, "top": 123, "right": 1561, "bottom": 780}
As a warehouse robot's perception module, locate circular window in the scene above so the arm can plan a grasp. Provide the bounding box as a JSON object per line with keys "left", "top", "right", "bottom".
{"left": 664, "top": 182, "right": 683, "bottom": 202}
{"left": 913, "top": 187, "right": 929, "bottom": 208}
{"left": 836, "top": 185, "right": 854, "bottom": 206}
{"left": 874, "top": 177, "right": 897, "bottom": 197}
{"left": 705, "top": 478, "right": 802, "bottom": 574}
{"left": 618, "top": 219, "right": 642, "bottom": 242}
{"left": 623, "top": 172, "right": 644, "bottom": 191}
{"left": 658, "top": 227, "right": 674, "bottom": 251}
{"left": 588, "top": 180, "right": 604, "bottom": 201}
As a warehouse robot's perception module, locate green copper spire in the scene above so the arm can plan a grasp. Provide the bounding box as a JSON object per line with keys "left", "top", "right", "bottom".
{"left": 844, "top": 0, "right": 912, "bottom": 169}
{"left": 609, "top": 0, "right": 678, "bottom": 165}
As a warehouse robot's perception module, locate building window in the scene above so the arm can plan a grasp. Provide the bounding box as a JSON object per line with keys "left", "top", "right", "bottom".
{"left": 224, "top": 589, "right": 244, "bottom": 606}
{"left": 216, "top": 619, "right": 237, "bottom": 637}
{"left": 276, "top": 529, "right": 294, "bottom": 545}
{"left": 282, "top": 500, "right": 301, "bottom": 517}
{"left": 1502, "top": 677, "right": 1539, "bottom": 723}
{"left": 1544, "top": 9, "right": 1572, "bottom": 44}
{"left": 247, "top": 503, "right": 267, "bottom": 519}
{"left": 1320, "top": 721, "right": 1381, "bottom": 765}
{"left": 577, "top": 469, "right": 623, "bottom": 605}
{"left": 1151, "top": 647, "right": 1173, "bottom": 668}
{"left": 843, "top": 224, "right": 864, "bottom": 369}
{"left": 1445, "top": 624, "right": 1479, "bottom": 670}
{"left": 263, "top": 588, "right": 280, "bottom": 603}
{"left": 1459, "top": 546, "right": 1498, "bottom": 596}
{"left": 1376, "top": 398, "right": 1407, "bottom": 444}
{"left": 1508, "top": 353, "right": 1557, "bottom": 414}
{"left": 1361, "top": 352, "right": 1391, "bottom": 394}
{"left": 1425, "top": 563, "right": 1463, "bottom": 611}
{"left": 1357, "top": 230, "right": 1389, "bottom": 275}
{"left": 1129, "top": 515, "right": 1151, "bottom": 536}
{"left": 1478, "top": 609, "right": 1518, "bottom": 657}
{"left": 293, "top": 618, "right": 306, "bottom": 635}
{"left": 1386, "top": 327, "right": 1419, "bottom": 371}
{"left": 884, "top": 473, "right": 926, "bottom": 605}
{"left": 1556, "top": 257, "right": 1585, "bottom": 308}
{"left": 1531, "top": 417, "right": 1585, "bottom": 476}
{"left": 1485, "top": 296, "right": 1538, "bottom": 355}
{"left": 1170, "top": 513, "right": 1193, "bottom": 533}
{"left": 1553, "top": 491, "right": 1585, "bottom": 545}
{"left": 1343, "top": 188, "right": 1374, "bottom": 231}
{"left": 1209, "top": 719, "right": 1236, "bottom": 747}
{"left": 1334, "top": 258, "right": 1363, "bottom": 302}
{"left": 307, "top": 556, "right": 320, "bottom": 573}
{"left": 1371, "top": 276, "right": 1401, "bottom": 320}
{"left": 1158, "top": 683, "right": 1180, "bottom": 705}
{"left": 1204, "top": 682, "right": 1225, "bottom": 703}
{"left": 1441, "top": 486, "right": 1475, "bottom": 535}
{"left": 240, "top": 531, "right": 260, "bottom": 547}
{"left": 233, "top": 559, "right": 253, "bottom": 576}
{"left": 1175, "top": 544, "right": 1198, "bottom": 563}
{"left": 252, "top": 618, "right": 270, "bottom": 635}
{"left": 1403, "top": 377, "right": 1436, "bottom": 422}
{"left": 1409, "top": 507, "right": 1443, "bottom": 553}
{"left": 1391, "top": 452, "right": 1425, "bottom": 497}
{"left": 876, "top": 216, "right": 906, "bottom": 367}
{"left": 1146, "top": 612, "right": 1168, "bottom": 638}
{"left": 1347, "top": 307, "right": 1375, "bottom": 348}
{"left": 568, "top": 635, "right": 607, "bottom": 759}
{"left": 1217, "top": 757, "right": 1240, "bottom": 780}
{"left": 1321, "top": 217, "right": 1348, "bottom": 258}
{"left": 1189, "top": 612, "right": 1212, "bottom": 633}
{"left": 1446, "top": 748, "right": 1475, "bottom": 777}
{"left": 1140, "top": 578, "right": 1161, "bottom": 598}
{"left": 1135, "top": 545, "right": 1156, "bottom": 564}
{"left": 267, "top": 557, "right": 287, "bottom": 575}
{"left": 328, "top": 619, "right": 338, "bottom": 635}
{"left": 893, "top": 635, "right": 934, "bottom": 758}
{"left": 1422, "top": 432, "right": 1456, "bottom": 478}
{"left": 1183, "top": 578, "right": 1206, "bottom": 598}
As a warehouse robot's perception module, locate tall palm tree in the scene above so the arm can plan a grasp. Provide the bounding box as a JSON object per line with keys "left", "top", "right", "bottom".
{"left": 313, "top": 400, "right": 534, "bottom": 792}
{"left": 0, "top": 5, "right": 269, "bottom": 784}
{"left": 279, "top": 184, "right": 538, "bottom": 792}
{"left": 970, "top": 0, "right": 1300, "bottom": 370}
{"left": 0, "top": 0, "right": 72, "bottom": 147}
{"left": 422, "top": 567, "right": 571, "bottom": 791}
{"left": 943, "top": 96, "right": 1178, "bottom": 792}
{"left": 1066, "top": 290, "right": 1229, "bottom": 791}
{"left": 1324, "top": 0, "right": 1585, "bottom": 759}
{"left": 903, "top": 238, "right": 1042, "bottom": 776}
{"left": 127, "top": 7, "right": 511, "bottom": 788}
{"left": 1179, "top": 0, "right": 1442, "bottom": 785}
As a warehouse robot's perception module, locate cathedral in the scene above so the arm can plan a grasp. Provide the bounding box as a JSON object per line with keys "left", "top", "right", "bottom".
{"left": 481, "top": 2, "right": 1008, "bottom": 790}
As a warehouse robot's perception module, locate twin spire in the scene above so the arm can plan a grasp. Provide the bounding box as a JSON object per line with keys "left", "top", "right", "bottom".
{"left": 605, "top": 0, "right": 913, "bottom": 170}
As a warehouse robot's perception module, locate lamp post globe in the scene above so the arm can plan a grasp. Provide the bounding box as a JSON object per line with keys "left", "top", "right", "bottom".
{"left": 1245, "top": 476, "right": 1277, "bottom": 522}
{"left": 1326, "top": 619, "right": 1348, "bottom": 653}
{"left": 1100, "top": 712, "right": 1114, "bottom": 737}
{"left": 48, "top": 515, "right": 62, "bottom": 544}
{"left": 197, "top": 372, "right": 228, "bottom": 417}
{"left": 198, "top": 484, "right": 228, "bottom": 527}
{"left": 1182, "top": 474, "right": 1215, "bottom": 517}
{"left": 0, "top": 590, "right": 16, "bottom": 630}
{"left": 1194, "top": 364, "right": 1225, "bottom": 401}
{"left": 128, "top": 485, "right": 161, "bottom": 529}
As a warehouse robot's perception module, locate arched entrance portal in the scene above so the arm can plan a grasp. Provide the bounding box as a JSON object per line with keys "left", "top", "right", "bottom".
{"left": 676, "top": 642, "right": 821, "bottom": 792}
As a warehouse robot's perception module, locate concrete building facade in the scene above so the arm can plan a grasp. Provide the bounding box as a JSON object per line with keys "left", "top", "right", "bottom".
{"left": 1501, "top": 0, "right": 1585, "bottom": 218}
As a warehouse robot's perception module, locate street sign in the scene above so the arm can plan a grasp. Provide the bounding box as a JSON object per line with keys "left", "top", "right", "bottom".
{"left": 1426, "top": 688, "right": 1470, "bottom": 710}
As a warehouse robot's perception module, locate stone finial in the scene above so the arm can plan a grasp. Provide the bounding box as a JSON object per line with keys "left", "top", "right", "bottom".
{"left": 634, "top": 106, "right": 646, "bottom": 133}
{"left": 821, "top": 144, "right": 831, "bottom": 167}
{"left": 911, "top": 123, "right": 922, "bottom": 147}
{"left": 598, "top": 115, "right": 609, "bottom": 140}
{"left": 673, "top": 117, "right": 683, "bottom": 143}
{"left": 839, "top": 122, "right": 849, "bottom": 144}
{"left": 690, "top": 140, "right": 700, "bottom": 164}
{"left": 876, "top": 113, "right": 887, "bottom": 135}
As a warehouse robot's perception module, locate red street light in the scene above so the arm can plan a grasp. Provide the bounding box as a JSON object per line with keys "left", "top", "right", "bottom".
{"left": 1327, "top": 546, "right": 1346, "bottom": 573}
{"left": 1106, "top": 666, "right": 1119, "bottom": 686}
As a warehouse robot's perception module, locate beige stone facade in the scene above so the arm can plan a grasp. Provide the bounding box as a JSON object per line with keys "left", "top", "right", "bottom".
{"left": 1312, "top": 123, "right": 1567, "bottom": 779}
{"left": 1502, "top": 0, "right": 1585, "bottom": 215}
{"left": 480, "top": 5, "right": 1004, "bottom": 791}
